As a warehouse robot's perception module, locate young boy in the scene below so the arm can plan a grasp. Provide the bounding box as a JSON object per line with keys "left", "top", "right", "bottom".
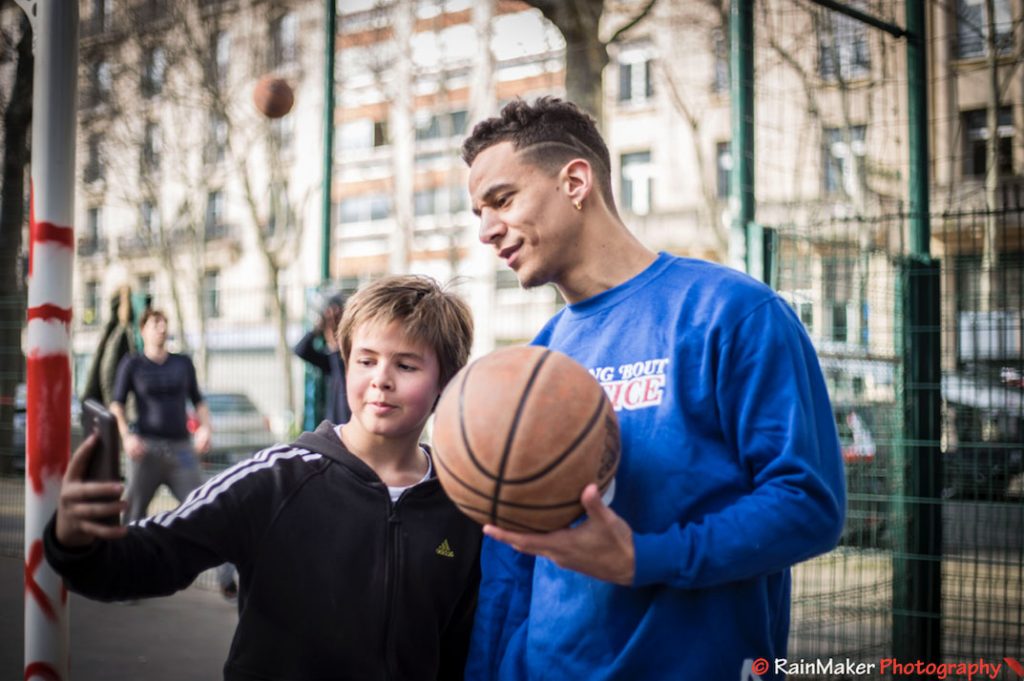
{"left": 45, "top": 275, "right": 481, "bottom": 681}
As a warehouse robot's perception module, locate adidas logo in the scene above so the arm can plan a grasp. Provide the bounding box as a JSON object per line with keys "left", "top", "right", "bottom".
{"left": 435, "top": 539, "right": 455, "bottom": 558}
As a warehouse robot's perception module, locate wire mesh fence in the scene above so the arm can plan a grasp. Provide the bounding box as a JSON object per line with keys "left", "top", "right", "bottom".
{"left": 1, "top": 205, "right": 1021, "bottom": 656}
{"left": 776, "top": 204, "right": 1024, "bottom": 671}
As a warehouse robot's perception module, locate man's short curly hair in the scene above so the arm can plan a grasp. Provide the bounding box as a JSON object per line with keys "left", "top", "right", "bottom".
{"left": 461, "top": 97, "right": 616, "bottom": 212}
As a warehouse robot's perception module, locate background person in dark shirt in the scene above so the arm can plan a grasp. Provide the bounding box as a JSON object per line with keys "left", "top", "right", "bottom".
{"left": 293, "top": 294, "right": 351, "bottom": 424}
{"left": 110, "top": 308, "right": 211, "bottom": 523}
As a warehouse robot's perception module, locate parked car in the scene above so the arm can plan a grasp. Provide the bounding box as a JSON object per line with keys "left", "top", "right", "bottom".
{"left": 834, "top": 403, "right": 892, "bottom": 548}
{"left": 4, "top": 383, "right": 85, "bottom": 476}
{"left": 941, "top": 372, "right": 1023, "bottom": 501}
{"left": 192, "top": 392, "right": 278, "bottom": 468}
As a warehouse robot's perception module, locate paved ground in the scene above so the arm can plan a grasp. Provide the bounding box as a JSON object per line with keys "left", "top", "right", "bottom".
{"left": 0, "top": 555, "right": 238, "bottom": 681}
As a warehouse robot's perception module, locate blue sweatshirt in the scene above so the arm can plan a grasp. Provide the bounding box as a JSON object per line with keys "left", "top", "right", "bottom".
{"left": 466, "top": 253, "right": 845, "bottom": 681}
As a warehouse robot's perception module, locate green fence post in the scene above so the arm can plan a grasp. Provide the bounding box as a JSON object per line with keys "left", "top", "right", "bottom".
{"left": 893, "top": 0, "right": 942, "bottom": 667}
{"left": 729, "top": 0, "right": 754, "bottom": 275}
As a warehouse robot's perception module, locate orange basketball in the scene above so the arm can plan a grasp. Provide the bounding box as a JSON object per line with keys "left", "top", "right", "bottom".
{"left": 252, "top": 75, "right": 294, "bottom": 119}
{"left": 432, "top": 346, "right": 620, "bottom": 533}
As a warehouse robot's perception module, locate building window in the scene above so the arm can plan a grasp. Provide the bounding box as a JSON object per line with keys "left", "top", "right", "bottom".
{"left": 205, "top": 190, "right": 224, "bottom": 233}
{"left": 620, "top": 151, "right": 654, "bottom": 215}
{"left": 618, "top": 47, "right": 654, "bottom": 103}
{"left": 270, "top": 12, "right": 298, "bottom": 68}
{"left": 819, "top": 2, "right": 870, "bottom": 81}
{"left": 716, "top": 141, "right": 732, "bottom": 199}
{"left": 712, "top": 30, "right": 729, "bottom": 93}
{"left": 956, "top": 0, "right": 1012, "bottom": 59}
{"left": 797, "top": 301, "right": 814, "bottom": 331}
{"left": 203, "top": 270, "right": 221, "bottom": 318}
{"left": 80, "top": 207, "right": 103, "bottom": 255}
{"left": 209, "top": 30, "right": 230, "bottom": 87}
{"left": 90, "top": 59, "right": 112, "bottom": 105}
{"left": 137, "top": 274, "right": 153, "bottom": 298}
{"left": 207, "top": 111, "right": 228, "bottom": 164}
{"left": 823, "top": 256, "right": 853, "bottom": 342}
{"left": 963, "top": 107, "right": 1014, "bottom": 177}
{"left": 87, "top": 207, "right": 102, "bottom": 241}
{"left": 92, "top": 0, "right": 112, "bottom": 32}
{"left": 822, "top": 125, "right": 866, "bottom": 195}
{"left": 141, "top": 46, "right": 166, "bottom": 97}
{"left": 338, "top": 119, "right": 388, "bottom": 153}
{"left": 141, "top": 122, "right": 161, "bottom": 171}
{"left": 413, "top": 190, "right": 435, "bottom": 217}
{"left": 83, "top": 281, "right": 100, "bottom": 326}
{"left": 267, "top": 184, "right": 291, "bottom": 236}
{"left": 271, "top": 115, "right": 294, "bottom": 152}
{"left": 414, "top": 110, "right": 468, "bottom": 141}
{"left": 829, "top": 302, "right": 848, "bottom": 342}
{"left": 339, "top": 194, "right": 391, "bottom": 223}
{"left": 84, "top": 134, "right": 104, "bottom": 183}
{"left": 141, "top": 200, "right": 160, "bottom": 235}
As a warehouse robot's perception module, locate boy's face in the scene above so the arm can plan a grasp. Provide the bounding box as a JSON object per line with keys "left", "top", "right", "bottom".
{"left": 468, "top": 141, "right": 580, "bottom": 290}
{"left": 345, "top": 320, "right": 442, "bottom": 441}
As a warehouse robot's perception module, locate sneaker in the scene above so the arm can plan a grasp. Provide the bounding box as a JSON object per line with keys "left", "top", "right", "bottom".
{"left": 220, "top": 580, "right": 238, "bottom": 602}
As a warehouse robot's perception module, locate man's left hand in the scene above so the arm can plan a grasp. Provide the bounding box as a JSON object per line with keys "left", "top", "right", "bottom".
{"left": 483, "top": 483, "right": 635, "bottom": 586}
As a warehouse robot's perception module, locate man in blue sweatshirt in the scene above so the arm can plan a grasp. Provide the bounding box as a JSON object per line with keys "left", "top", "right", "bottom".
{"left": 461, "top": 97, "right": 846, "bottom": 680}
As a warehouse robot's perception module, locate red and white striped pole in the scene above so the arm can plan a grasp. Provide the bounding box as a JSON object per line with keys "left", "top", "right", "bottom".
{"left": 16, "top": 1, "right": 79, "bottom": 680}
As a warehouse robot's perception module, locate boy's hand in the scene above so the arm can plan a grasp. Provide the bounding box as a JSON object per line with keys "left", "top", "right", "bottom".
{"left": 55, "top": 433, "right": 128, "bottom": 548}
{"left": 483, "top": 484, "right": 636, "bottom": 586}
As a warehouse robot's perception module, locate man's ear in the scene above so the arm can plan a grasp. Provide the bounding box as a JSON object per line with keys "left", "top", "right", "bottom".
{"left": 561, "top": 158, "right": 593, "bottom": 205}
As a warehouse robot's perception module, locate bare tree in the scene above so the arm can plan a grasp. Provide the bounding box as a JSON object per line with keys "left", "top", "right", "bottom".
{"left": 87, "top": 0, "right": 313, "bottom": 429}
{"left": 0, "top": 2, "right": 32, "bottom": 467}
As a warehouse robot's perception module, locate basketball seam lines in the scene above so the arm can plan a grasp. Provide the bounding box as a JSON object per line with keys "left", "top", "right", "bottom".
{"left": 487, "top": 349, "right": 552, "bottom": 525}
{"left": 499, "top": 396, "right": 606, "bottom": 485}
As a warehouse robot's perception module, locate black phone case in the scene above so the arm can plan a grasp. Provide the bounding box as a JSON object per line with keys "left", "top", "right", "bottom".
{"left": 80, "top": 399, "right": 122, "bottom": 525}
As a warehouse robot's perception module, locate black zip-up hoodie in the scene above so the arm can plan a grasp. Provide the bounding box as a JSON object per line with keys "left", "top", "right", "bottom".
{"left": 44, "top": 421, "right": 482, "bottom": 681}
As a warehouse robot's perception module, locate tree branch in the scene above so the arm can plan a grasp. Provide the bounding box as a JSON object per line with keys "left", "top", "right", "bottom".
{"left": 607, "top": 0, "right": 658, "bottom": 45}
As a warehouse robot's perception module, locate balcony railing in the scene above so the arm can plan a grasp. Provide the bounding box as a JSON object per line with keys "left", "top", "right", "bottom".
{"left": 118, "top": 233, "right": 155, "bottom": 256}
{"left": 77, "top": 236, "right": 108, "bottom": 257}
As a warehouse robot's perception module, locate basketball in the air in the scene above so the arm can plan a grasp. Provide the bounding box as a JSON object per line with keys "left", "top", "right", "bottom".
{"left": 252, "top": 75, "right": 294, "bottom": 119}
{"left": 432, "top": 345, "right": 620, "bottom": 532}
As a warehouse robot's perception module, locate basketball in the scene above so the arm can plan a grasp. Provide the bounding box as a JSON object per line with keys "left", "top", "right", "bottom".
{"left": 432, "top": 346, "right": 620, "bottom": 533}
{"left": 252, "top": 75, "right": 294, "bottom": 119}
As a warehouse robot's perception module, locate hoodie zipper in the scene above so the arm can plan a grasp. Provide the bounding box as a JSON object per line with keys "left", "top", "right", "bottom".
{"left": 382, "top": 496, "right": 402, "bottom": 680}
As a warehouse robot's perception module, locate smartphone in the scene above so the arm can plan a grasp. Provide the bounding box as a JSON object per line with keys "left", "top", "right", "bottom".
{"left": 80, "top": 398, "right": 122, "bottom": 525}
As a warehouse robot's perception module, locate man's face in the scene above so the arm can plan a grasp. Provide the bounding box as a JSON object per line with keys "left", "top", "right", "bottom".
{"left": 141, "top": 316, "right": 168, "bottom": 349}
{"left": 469, "top": 142, "right": 579, "bottom": 290}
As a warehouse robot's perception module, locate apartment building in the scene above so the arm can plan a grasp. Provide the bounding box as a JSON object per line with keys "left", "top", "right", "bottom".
{"left": 59, "top": 0, "right": 1022, "bottom": 433}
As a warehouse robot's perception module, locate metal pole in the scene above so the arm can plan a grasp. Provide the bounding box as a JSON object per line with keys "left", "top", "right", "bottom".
{"left": 17, "top": 1, "right": 79, "bottom": 678}
{"left": 321, "top": 0, "right": 336, "bottom": 282}
{"left": 894, "top": 0, "right": 942, "bottom": 669}
{"left": 729, "top": 0, "right": 754, "bottom": 275}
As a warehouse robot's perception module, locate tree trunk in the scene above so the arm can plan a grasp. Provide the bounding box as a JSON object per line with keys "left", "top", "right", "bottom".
{"left": 528, "top": 0, "right": 607, "bottom": 127}
{"left": 0, "top": 12, "right": 32, "bottom": 471}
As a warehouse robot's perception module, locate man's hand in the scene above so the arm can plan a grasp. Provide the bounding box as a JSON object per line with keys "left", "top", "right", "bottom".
{"left": 55, "top": 433, "right": 128, "bottom": 547}
{"left": 124, "top": 433, "right": 146, "bottom": 460}
{"left": 320, "top": 306, "right": 341, "bottom": 351}
{"left": 483, "top": 484, "right": 636, "bottom": 585}
{"left": 193, "top": 424, "right": 212, "bottom": 455}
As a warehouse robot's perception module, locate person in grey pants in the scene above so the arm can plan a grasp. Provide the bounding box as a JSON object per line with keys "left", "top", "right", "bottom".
{"left": 110, "top": 309, "right": 236, "bottom": 598}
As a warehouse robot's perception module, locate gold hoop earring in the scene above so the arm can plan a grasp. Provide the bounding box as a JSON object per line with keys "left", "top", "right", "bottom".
{"left": 573, "top": 200, "right": 582, "bottom": 211}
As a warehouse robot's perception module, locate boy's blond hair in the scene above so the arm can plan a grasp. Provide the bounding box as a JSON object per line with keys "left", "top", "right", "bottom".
{"left": 337, "top": 275, "right": 473, "bottom": 388}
